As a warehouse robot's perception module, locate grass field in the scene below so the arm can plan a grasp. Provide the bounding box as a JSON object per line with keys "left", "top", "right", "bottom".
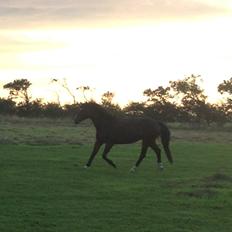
{"left": 0, "top": 116, "right": 232, "bottom": 232}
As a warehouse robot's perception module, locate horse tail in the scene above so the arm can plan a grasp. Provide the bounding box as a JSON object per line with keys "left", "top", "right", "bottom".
{"left": 159, "top": 122, "right": 173, "bottom": 164}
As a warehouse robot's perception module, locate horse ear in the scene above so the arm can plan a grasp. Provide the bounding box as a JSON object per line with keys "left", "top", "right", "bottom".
{"left": 78, "top": 104, "right": 83, "bottom": 110}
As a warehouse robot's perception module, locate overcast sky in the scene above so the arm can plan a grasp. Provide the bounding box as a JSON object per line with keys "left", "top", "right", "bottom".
{"left": 0, "top": 0, "right": 232, "bottom": 105}
{"left": 0, "top": 0, "right": 231, "bottom": 28}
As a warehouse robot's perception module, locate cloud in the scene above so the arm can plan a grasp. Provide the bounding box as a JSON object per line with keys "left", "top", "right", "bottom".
{"left": 0, "top": 0, "right": 230, "bottom": 28}
{"left": 0, "top": 32, "right": 64, "bottom": 54}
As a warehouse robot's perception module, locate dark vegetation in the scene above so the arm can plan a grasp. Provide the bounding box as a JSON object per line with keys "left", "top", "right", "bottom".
{"left": 1, "top": 75, "right": 232, "bottom": 125}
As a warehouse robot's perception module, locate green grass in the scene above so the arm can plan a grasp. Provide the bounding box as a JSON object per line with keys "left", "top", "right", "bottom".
{"left": 0, "top": 116, "right": 95, "bottom": 145}
{"left": 0, "top": 142, "right": 231, "bottom": 232}
{"left": 1, "top": 115, "right": 232, "bottom": 145}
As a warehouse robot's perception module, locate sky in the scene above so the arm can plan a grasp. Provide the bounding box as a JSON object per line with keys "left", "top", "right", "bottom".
{"left": 0, "top": 0, "right": 232, "bottom": 105}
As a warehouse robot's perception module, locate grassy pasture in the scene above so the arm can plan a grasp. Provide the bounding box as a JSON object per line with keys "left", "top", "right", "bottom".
{"left": 0, "top": 116, "right": 231, "bottom": 232}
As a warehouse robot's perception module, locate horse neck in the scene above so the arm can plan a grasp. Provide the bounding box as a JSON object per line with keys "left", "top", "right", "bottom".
{"left": 89, "top": 110, "right": 114, "bottom": 129}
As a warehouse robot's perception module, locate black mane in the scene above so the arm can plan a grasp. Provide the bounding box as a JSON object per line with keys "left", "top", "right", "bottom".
{"left": 81, "top": 102, "right": 115, "bottom": 120}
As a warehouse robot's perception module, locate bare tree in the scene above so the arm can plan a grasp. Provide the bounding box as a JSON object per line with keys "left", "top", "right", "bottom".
{"left": 77, "top": 86, "right": 93, "bottom": 102}
{"left": 51, "top": 78, "right": 77, "bottom": 104}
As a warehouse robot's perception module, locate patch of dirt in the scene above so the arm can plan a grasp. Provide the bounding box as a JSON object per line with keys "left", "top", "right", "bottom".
{"left": 0, "top": 138, "right": 17, "bottom": 144}
{"left": 176, "top": 173, "right": 232, "bottom": 199}
{"left": 178, "top": 189, "right": 217, "bottom": 198}
{"left": 204, "top": 173, "right": 232, "bottom": 183}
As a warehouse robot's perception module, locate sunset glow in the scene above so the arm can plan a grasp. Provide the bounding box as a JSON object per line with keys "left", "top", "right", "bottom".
{"left": 1, "top": 1, "right": 232, "bottom": 105}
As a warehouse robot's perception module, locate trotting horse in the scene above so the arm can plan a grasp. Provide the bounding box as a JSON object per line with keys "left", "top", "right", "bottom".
{"left": 74, "top": 102, "right": 173, "bottom": 171}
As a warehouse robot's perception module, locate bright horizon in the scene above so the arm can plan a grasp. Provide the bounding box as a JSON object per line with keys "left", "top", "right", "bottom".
{"left": 1, "top": 0, "right": 232, "bottom": 105}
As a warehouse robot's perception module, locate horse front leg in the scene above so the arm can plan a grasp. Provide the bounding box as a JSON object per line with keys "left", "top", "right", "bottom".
{"left": 85, "top": 140, "right": 102, "bottom": 168}
{"left": 102, "top": 143, "right": 116, "bottom": 168}
{"left": 130, "top": 140, "right": 148, "bottom": 172}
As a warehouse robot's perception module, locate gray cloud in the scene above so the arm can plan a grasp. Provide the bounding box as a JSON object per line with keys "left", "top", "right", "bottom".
{"left": 0, "top": 0, "right": 230, "bottom": 28}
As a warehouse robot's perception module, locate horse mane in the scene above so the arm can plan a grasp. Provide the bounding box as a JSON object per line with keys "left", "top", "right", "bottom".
{"left": 81, "top": 102, "right": 114, "bottom": 120}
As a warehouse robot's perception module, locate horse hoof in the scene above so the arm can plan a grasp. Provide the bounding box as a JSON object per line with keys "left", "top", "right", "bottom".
{"left": 84, "top": 165, "right": 89, "bottom": 169}
{"left": 158, "top": 163, "right": 164, "bottom": 170}
{"left": 130, "top": 166, "right": 136, "bottom": 173}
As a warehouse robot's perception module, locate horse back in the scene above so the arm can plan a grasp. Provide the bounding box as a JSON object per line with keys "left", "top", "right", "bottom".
{"left": 97, "top": 116, "right": 161, "bottom": 144}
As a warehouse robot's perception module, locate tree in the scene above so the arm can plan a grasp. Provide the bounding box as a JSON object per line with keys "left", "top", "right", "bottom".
{"left": 143, "top": 86, "right": 177, "bottom": 121}
{"left": 101, "top": 91, "right": 115, "bottom": 107}
{"left": 3, "top": 79, "right": 31, "bottom": 106}
{"left": 218, "top": 77, "right": 232, "bottom": 119}
{"left": 123, "top": 102, "right": 145, "bottom": 116}
{"left": 17, "top": 98, "right": 43, "bottom": 117}
{"left": 43, "top": 102, "right": 64, "bottom": 118}
{"left": 143, "top": 86, "right": 171, "bottom": 105}
{"left": 206, "top": 104, "right": 228, "bottom": 126}
{"left": 101, "top": 91, "right": 121, "bottom": 115}
{"left": 218, "top": 77, "right": 232, "bottom": 95}
{"left": 169, "top": 75, "right": 208, "bottom": 123}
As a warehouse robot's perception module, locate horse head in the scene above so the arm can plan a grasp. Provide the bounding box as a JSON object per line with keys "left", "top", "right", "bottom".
{"left": 74, "top": 102, "right": 100, "bottom": 124}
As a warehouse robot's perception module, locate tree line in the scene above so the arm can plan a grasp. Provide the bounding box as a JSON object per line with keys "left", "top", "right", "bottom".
{"left": 0, "top": 75, "right": 232, "bottom": 125}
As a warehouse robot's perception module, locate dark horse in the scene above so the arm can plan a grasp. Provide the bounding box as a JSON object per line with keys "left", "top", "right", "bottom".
{"left": 74, "top": 102, "right": 173, "bottom": 171}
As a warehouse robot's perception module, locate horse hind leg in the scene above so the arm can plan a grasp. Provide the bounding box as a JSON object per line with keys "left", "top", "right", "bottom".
{"left": 102, "top": 143, "right": 117, "bottom": 168}
{"left": 150, "top": 142, "right": 164, "bottom": 170}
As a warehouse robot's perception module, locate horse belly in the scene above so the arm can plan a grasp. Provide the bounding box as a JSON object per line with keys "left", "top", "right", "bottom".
{"left": 115, "top": 135, "right": 141, "bottom": 144}
{"left": 109, "top": 128, "right": 143, "bottom": 144}
{"left": 102, "top": 119, "right": 160, "bottom": 144}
